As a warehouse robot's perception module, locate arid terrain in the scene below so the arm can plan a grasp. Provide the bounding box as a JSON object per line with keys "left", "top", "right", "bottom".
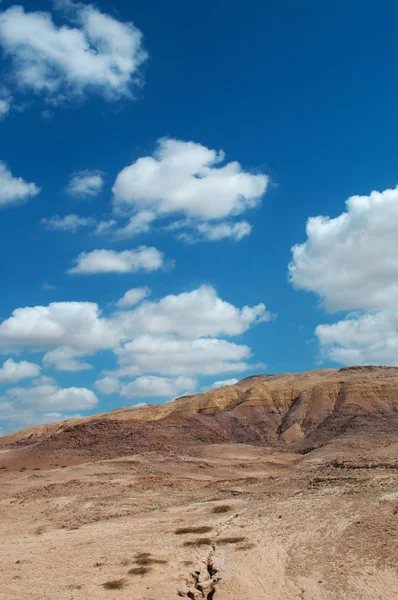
{"left": 1, "top": 366, "right": 398, "bottom": 599}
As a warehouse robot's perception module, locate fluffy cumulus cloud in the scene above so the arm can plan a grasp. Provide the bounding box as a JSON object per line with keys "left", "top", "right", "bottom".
{"left": 66, "top": 170, "right": 104, "bottom": 198}
{"left": 6, "top": 383, "right": 98, "bottom": 411}
{"left": 0, "top": 2, "right": 147, "bottom": 105}
{"left": 41, "top": 213, "right": 95, "bottom": 232}
{"left": 120, "top": 375, "right": 196, "bottom": 399}
{"left": 113, "top": 285, "right": 269, "bottom": 339}
{"left": 314, "top": 309, "right": 398, "bottom": 366}
{"left": 289, "top": 186, "right": 398, "bottom": 313}
{"left": 0, "top": 375, "right": 98, "bottom": 433}
{"left": 0, "top": 359, "right": 40, "bottom": 384}
{"left": 290, "top": 185, "right": 398, "bottom": 365}
{"left": 114, "top": 336, "right": 253, "bottom": 377}
{"left": 95, "top": 376, "right": 120, "bottom": 395}
{"left": 0, "top": 301, "right": 117, "bottom": 352}
{"left": 0, "top": 286, "right": 270, "bottom": 431}
{"left": 112, "top": 138, "right": 268, "bottom": 240}
{"left": 0, "top": 161, "right": 40, "bottom": 207}
{"left": 43, "top": 346, "right": 93, "bottom": 372}
{"left": 68, "top": 247, "right": 165, "bottom": 274}
{"left": 116, "top": 286, "right": 151, "bottom": 308}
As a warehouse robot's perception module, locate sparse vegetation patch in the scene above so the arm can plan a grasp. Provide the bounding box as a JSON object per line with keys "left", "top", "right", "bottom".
{"left": 218, "top": 536, "right": 246, "bottom": 544}
{"left": 212, "top": 505, "right": 232, "bottom": 513}
{"left": 102, "top": 579, "right": 126, "bottom": 590}
{"left": 128, "top": 566, "right": 151, "bottom": 576}
{"left": 175, "top": 526, "right": 213, "bottom": 535}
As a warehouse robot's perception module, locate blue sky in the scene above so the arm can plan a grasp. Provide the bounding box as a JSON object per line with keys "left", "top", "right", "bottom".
{"left": 1, "top": 0, "right": 398, "bottom": 433}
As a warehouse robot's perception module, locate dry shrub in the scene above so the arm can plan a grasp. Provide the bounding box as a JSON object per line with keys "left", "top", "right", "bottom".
{"left": 102, "top": 579, "right": 126, "bottom": 590}
{"left": 34, "top": 526, "right": 46, "bottom": 536}
{"left": 212, "top": 505, "right": 232, "bottom": 514}
{"left": 135, "top": 556, "right": 167, "bottom": 566}
{"left": 128, "top": 566, "right": 151, "bottom": 576}
{"left": 218, "top": 536, "right": 246, "bottom": 544}
{"left": 183, "top": 538, "right": 213, "bottom": 547}
{"left": 175, "top": 526, "right": 213, "bottom": 535}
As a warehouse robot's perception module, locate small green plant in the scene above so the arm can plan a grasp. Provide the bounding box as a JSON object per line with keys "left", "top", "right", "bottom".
{"left": 102, "top": 579, "right": 126, "bottom": 590}
{"left": 183, "top": 538, "right": 213, "bottom": 547}
{"left": 175, "top": 526, "right": 213, "bottom": 535}
{"left": 128, "top": 566, "right": 151, "bottom": 576}
{"left": 61, "top": 465, "right": 67, "bottom": 468}
{"left": 212, "top": 505, "right": 232, "bottom": 514}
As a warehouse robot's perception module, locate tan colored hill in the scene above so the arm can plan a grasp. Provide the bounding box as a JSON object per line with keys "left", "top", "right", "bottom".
{"left": 1, "top": 366, "right": 398, "bottom": 470}
{"left": 1, "top": 366, "right": 398, "bottom": 599}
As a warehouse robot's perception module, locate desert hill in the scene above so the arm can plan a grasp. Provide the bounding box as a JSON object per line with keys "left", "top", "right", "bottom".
{"left": 1, "top": 366, "right": 398, "bottom": 599}
{"left": 1, "top": 366, "right": 398, "bottom": 469}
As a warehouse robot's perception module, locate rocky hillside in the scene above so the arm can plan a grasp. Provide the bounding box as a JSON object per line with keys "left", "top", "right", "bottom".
{"left": 1, "top": 366, "right": 398, "bottom": 467}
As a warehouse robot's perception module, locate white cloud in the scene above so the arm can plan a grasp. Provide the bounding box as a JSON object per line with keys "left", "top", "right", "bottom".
{"left": 94, "top": 219, "right": 117, "bottom": 235}
{"left": 0, "top": 358, "right": 40, "bottom": 384}
{"left": 113, "top": 138, "right": 268, "bottom": 221}
{"left": 66, "top": 170, "right": 104, "bottom": 198}
{"left": 0, "top": 3, "right": 147, "bottom": 104}
{"left": 116, "top": 286, "right": 151, "bottom": 308}
{"left": 6, "top": 381, "right": 98, "bottom": 410}
{"left": 113, "top": 285, "right": 269, "bottom": 339}
{"left": 0, "top": 286, "right": 270, "bottom": 431}
{"left": 114, "top": 335, "right": 253, "bottom": 377}
{"left": 95, "top": 376, "right": 120, "bottom": 395}
{"left": 43, "top": 346, "right": 93, "bottom": 371}
{"left": 289, "top": 186, "right": 398, "bottom": 313}
{"left": 315, "top": 309, "right": 398, "bottom": 366}
{"left": 172, "top": 219, "right": 252, "bottom": 243}
{"left": 120, "top": 375, "right": 196, "bottom": 399}
{"left": 290, "top": 184, "right": 398, "bottom": 365}
{"left": 0, "top": 95, "right": 11, "bottom": 119}
{"left": 0, "top": 161, "right": 40, "bottom": 207}
{"left": 195, "top": 220, "right": 252, "bottom": 242}
{"left": 41, "top": 282, "right": 56, "bottom": 291}
{"left": 42, "top": 412, "right": 62, "bottom": 419}
{"left": 210, "top": 378, "right": 239, "bottom": 389}
{"left": 68, "top": 247, "right": 165, "bottom": 274}
{"left": 0, "top": 301, "right": 116, "bottom": 352}
{"left": 0, "top": 407, "right": 84, "bottom": 435}
{"left": 41, "top": 213, "right": 95, "bottom": 232}
{"left": 0, "top": 288, "right": 268, "bottom": 367}
{"left": 112, "top": 210, "right": 156, "bottom": 239}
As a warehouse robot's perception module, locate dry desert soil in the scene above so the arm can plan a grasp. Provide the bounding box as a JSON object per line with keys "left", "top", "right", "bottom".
{"left": 0, "top": 366, "right": 398, "bottom": 599}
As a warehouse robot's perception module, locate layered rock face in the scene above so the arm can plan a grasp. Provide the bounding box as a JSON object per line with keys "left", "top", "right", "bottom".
{"left": 1, "top": 366, "right": 398, "bottom": 465}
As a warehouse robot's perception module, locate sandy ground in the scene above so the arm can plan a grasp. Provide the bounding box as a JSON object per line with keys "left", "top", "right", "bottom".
{"left": 0, "top": 438, "right": 398, "bottom": 599}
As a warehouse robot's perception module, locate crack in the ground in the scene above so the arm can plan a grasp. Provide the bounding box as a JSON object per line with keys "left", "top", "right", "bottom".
{"left": 178, "top": 548, "right": 221, "bottom": 599}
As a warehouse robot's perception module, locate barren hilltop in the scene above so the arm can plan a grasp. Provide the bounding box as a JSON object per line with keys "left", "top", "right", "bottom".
{"left": 1, "top": 366, "right": 398, "bottom": 468}
{"left": 1, "top": 366, "right": 398, "bottom": 599}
